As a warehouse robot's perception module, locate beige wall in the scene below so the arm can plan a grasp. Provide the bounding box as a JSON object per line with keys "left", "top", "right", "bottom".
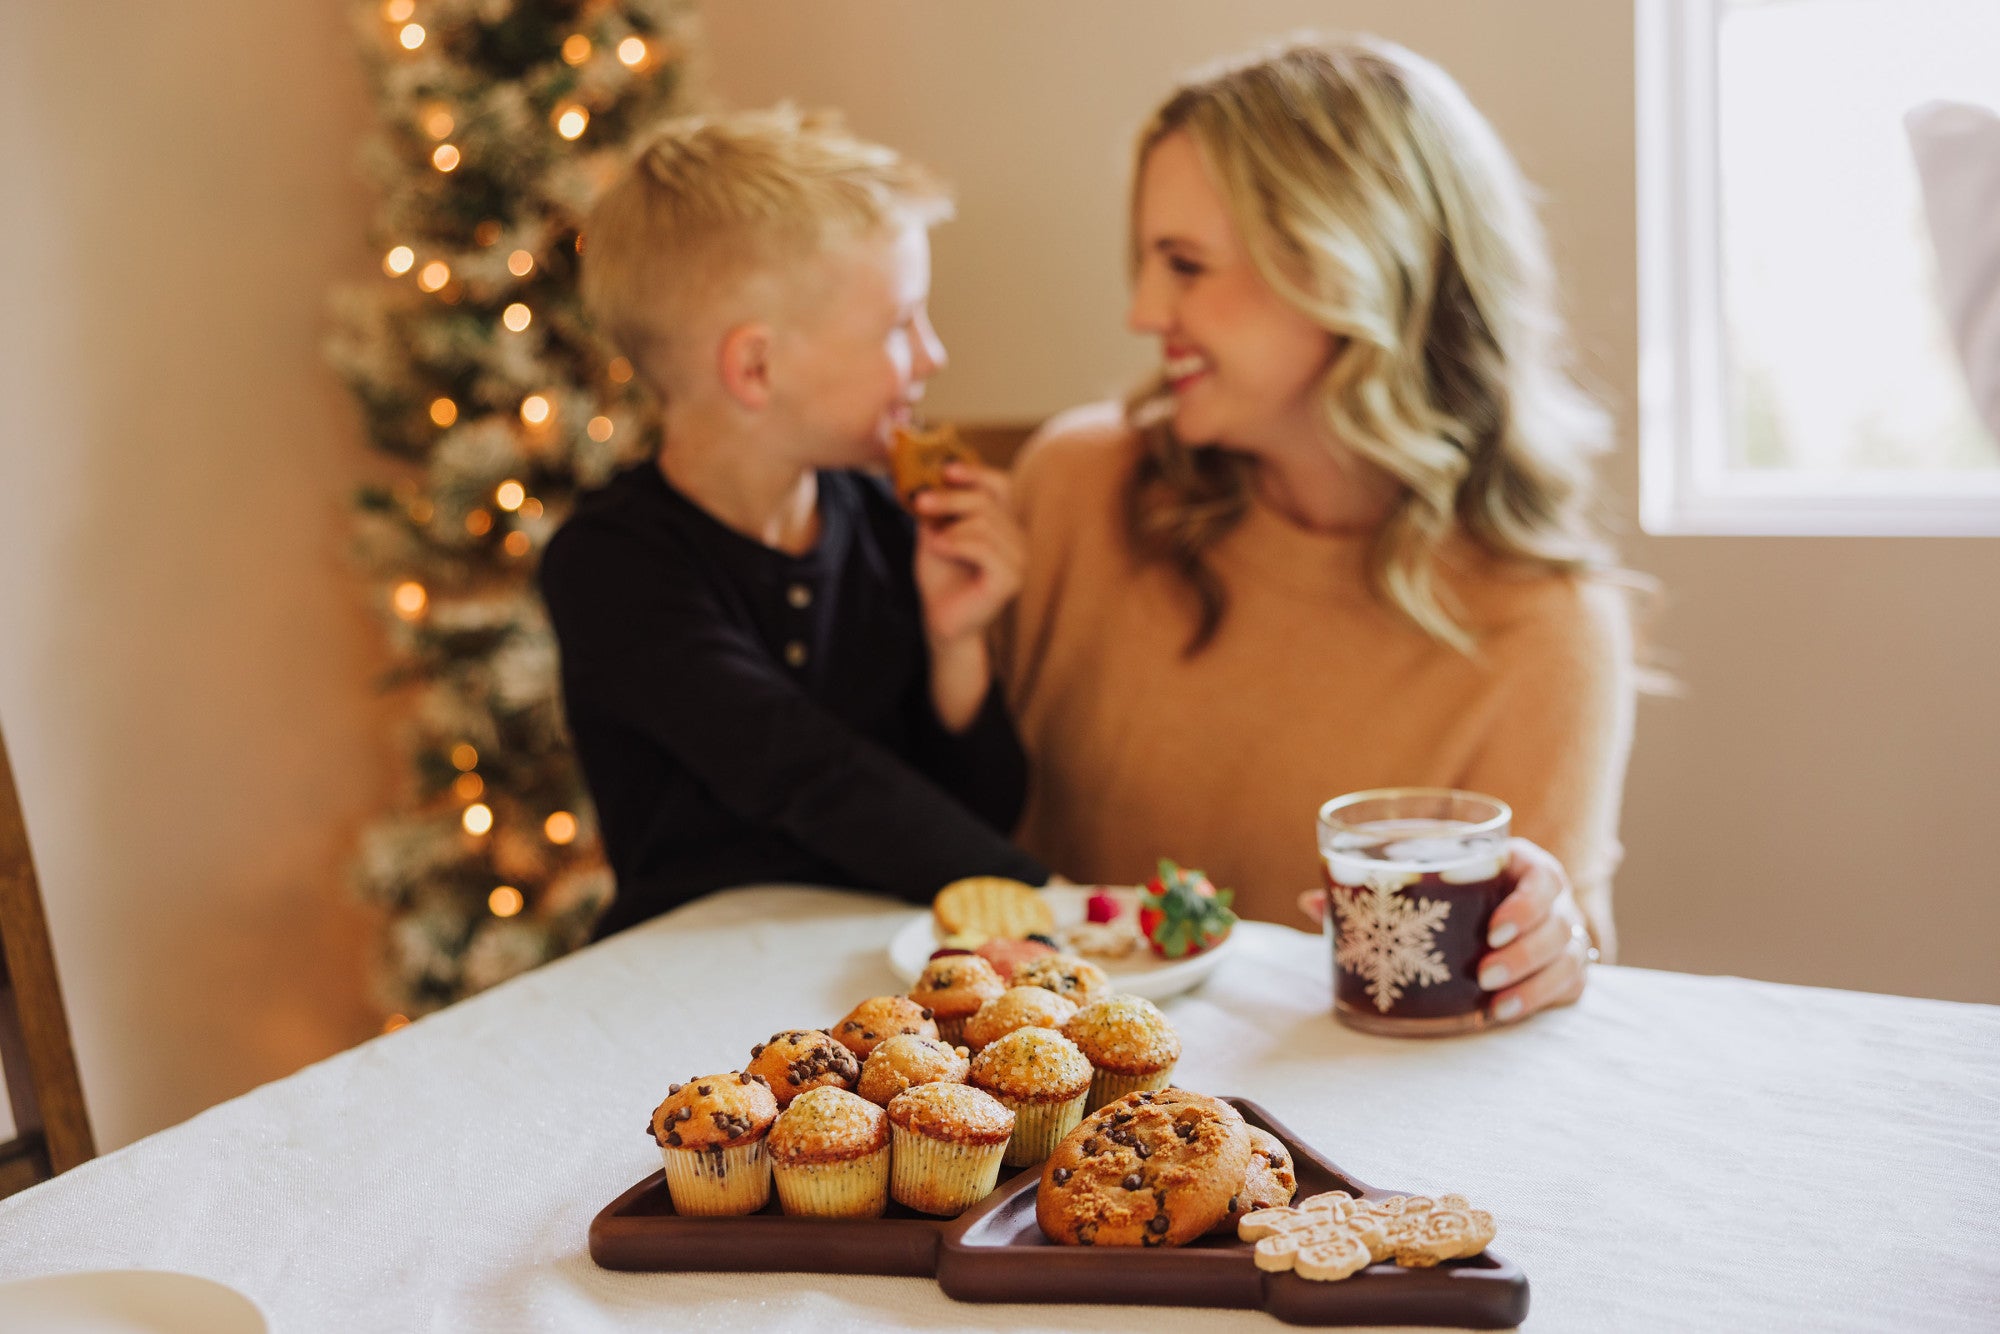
{"left": 701, "top": 0, "right": 2000, "bottom": 1004}
{"left": 0, "top": 6, "right": 385, "bottom": 1147}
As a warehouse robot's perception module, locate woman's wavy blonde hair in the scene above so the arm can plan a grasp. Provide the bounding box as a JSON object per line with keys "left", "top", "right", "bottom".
{"left": 1127, "top": 35, "right": 1618, "bottom": 654}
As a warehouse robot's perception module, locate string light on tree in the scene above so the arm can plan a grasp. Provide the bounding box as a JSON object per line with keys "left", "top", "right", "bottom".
{"left": 453, "top": 772, "right": 484, "bottom": 800}
{"left": 429, "top": 397, "right": 458, "bottom": 427}
{"left": 587, "top": 415, "right": 614, "bottom": 442}
{"left": 465, "top": 508, "right": 493, "bottom": 537}
{"left": 561, "top": 34, "right": 592, "bottom": 65}
{"left": 488, "top": 885, "right": 525, "bottom": 918}
{"left": 383, "top": 245, "right": 415, "bottom": 276}
{"left": 504, "top": 531, "right": 532, "bottom": 557}
{"left": 382, "top": 0, "right": 414, "bottom": 22}
{"left": 544, "top": 811, "right": 579, "bottom": 845}
{"left": 495, "top": 480, "right": 526, "bottom": 511}
{"left": 462, "top": 802, "right": 493, "bottom": 836}
{"left": 398, "top": 23, "right": 425, "bottom": 50}
{"left": 520, "top": 394, "right": 551, "bottom": 426}
{"left": 424, "top": 107, "right": 455, "bottom": 140}
{"left": 501, "top": 302, "right": 531, "bottom": 332}
{"left": 417, "top": 260, "right": 450, "bottom": 292}
{"left": 431, "top": 143, "right": 460, "bottom": 172}
{"left": 451, "top": 744, "right": 479, "bottom": 771}
{"left": 391, "top": 581, "right": 427, "bottom": 620}
{"left": 506, "top": 249, "right": 534, "bottom": 277}
{"left": 607, "top": 356, "right": 633, "bottom": 384}
{"left": 554, "top": 105, "right": 589, "bottom": 140}
{"left": 618, "top": 37, "right": 648, "bottom": 67}
{"left": 519, "top": 497, "right": 544, "bottom": 520}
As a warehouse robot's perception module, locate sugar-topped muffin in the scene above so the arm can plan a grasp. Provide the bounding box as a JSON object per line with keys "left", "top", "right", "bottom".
{"left": 885, "top": 1082, "right": 1016, "bottom": 1216}
{"left": 1008, "top": 953, "right": 1112, "bottom": 1004}
{"left": 968, "top": 1025, "right": 1093, "bottom": 1165}
{"left": 649, "top": 1070, "right": 779, "bottom": 1215}
{"left": 832, "top": 996, "right": 939, "bottom": 1059}
{"left": 908, "top": 954, "right": 1007, "bottom": 1044}
{"left": 766, "top": 1086, "right": 892, "bottom": 1218}
{"left": 962, "top": 985, "right": 1078, "bottom": 1053}
{"left": 1061, "top": 993, "right": 1181, "bottom": 1112}
{"left": 746, "top": 1029, "right": 860, "bottom": 1108}
{"left": 856, "top": 1033, "right": 971, "bottom": 1107}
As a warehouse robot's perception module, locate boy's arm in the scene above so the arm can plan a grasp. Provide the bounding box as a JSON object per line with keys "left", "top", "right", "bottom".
{"left": 542, "top": 529, "right": 1048, "bottom": 901}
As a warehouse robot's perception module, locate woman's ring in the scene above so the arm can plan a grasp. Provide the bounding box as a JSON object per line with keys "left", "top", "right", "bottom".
{"left": 1570, "top": 921, "right": 1600, "bottom": 965}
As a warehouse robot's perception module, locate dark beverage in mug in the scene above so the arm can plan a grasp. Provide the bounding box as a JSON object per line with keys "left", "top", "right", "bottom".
{"left": 1317, "top": 790, "right": 1514, "bottom": 1037}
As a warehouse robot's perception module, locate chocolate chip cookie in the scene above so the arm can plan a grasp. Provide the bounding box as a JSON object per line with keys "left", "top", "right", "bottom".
{"left": 1035, "top": 1088, "right": 1252, "bottom": 1247}
{"left": 1212, "top": 1124, "right": 1299, "bottom": 1233}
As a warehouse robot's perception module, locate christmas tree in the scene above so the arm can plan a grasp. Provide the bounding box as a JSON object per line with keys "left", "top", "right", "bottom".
{"left": 327, "top": 0, "right": 690, "bottom": 1020}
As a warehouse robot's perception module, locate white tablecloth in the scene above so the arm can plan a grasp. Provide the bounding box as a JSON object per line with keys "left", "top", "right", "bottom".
{"left": 2, "top": 886, "right": 1996, "bottom": 1332}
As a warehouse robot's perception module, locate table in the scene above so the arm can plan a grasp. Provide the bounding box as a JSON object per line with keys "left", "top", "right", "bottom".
{"left": 2, "top": 886, "right": 1996, "bottom": 1332}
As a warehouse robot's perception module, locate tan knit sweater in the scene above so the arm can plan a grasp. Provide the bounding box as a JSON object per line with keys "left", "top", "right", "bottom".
{"left": 1000, "top": 406, "right": 1636, "bottom": 959}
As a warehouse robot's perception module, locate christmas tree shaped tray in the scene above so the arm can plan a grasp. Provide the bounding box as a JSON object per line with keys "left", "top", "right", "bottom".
{"left": 934, "top": 1098, "right": 1530, "bottom": 1328}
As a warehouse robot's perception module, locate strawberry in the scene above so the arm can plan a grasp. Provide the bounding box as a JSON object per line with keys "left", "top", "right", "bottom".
{"left": 1137, "top": 858, "right": 1238, "bottom": 959}
{"left": 1085, "top": 889, "right": 1122, "bottom": 924}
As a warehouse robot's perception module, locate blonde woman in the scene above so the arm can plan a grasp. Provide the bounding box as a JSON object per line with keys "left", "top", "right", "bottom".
{"left": 965, "top": 36, "right": 1639, "bottom": 1023}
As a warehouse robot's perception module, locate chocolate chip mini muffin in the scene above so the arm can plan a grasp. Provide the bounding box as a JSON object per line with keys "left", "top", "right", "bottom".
{"left": 766, "top": 1086, "right": 892, "bottom": 1218}
{"left": 1036, "top": 1089, "right": 1253, "bottom": 1247}
{"left": 832, "top": 996, "right": 939, "bottom": 1059}
{"left": 967, "top": 1026, "right": 1093, "bottom": 1166}
{"left": 885, "top": 1082, "right": 1015, "bottom": 1216}
{"left": 649, "top": 1071, "right": 779, "bottom": 1216}
{"left": 856, "top": 1033, "right": 971, "bottom": 1107}
{"left": 1008, "top": 953, "right": 1111, "bottom": 1004}
{"left": 961, "top": 985, "right": 1078, "bottom": 1053}
{"left": 908, "top": 954, "right": 1007, "bottom": 1044}
{"left": 1212, "top": 1125, "right": 1299, "bottom": 1234}
{"left": 746, "top": 1030, "right": 860, "bottom": 1108}
{"left": 1062, "top": 993, "right": 1181, "bottom": 1112}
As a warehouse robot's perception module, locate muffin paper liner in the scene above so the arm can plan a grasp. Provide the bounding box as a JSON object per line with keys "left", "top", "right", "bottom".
{"left": 888, "top": 1125, "right": 1006, "bottom": 1216}
{"left": 1085, "top": 1064, "right": 1176, "bottom": 1114}
{"left": 660, "top": 1140, "right": 771, "bottom": 1216}
{"left": 771, "top": 1145, "right": 891, "bottom": 1218}
{"left": 932, "top": 1015, "right": 969, "bottom": 1046}
{"left": 996, "top": 1090, "right": 1088, "bottom": 1166}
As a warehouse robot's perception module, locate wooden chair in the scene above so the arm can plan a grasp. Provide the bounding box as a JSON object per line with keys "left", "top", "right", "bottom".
{"left": 0, "top": 717, "right": 95, "bottom": 1198}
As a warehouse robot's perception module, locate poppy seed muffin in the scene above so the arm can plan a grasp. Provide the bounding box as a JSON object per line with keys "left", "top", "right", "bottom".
{"left": 885, "top": 1082, "right": 1015, "bottom": 1216}
{"left": 766, "top": 1086, "right": 892, "bottom": 1218}
{"left": 746, "top": 1029, "right": 860, "bottom": 1108}
{"left": 856, "top": 1033, "right": 971, "bottom": 1107}
{"left": 1008, "top": 953, "right": 1112, "bottom": 1004}
{"left": 650, "top": 1071, "right": 779, "bottom": 1215}
{"left": 908, "top": 954, "right": 1008, "bottom": 1044}
{"left": 1062, "top": 994, "right": 1181, "bottom": 1112}
{"left": 962, "top": 985, "right": 1079, "bottom": 1053}
{"left": 967, "top": 1026, "right": 1093, "bottom": 1166}
{"left": 832, "top": 996, "right": 939, "bottom": 1059}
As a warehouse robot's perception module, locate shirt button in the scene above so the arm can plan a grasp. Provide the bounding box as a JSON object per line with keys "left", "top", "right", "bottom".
{"left": 786, "top": 583, "right": 813, "bottom": 610}
{"left": 783, "top": 641, "right": 809, "bottom": 669}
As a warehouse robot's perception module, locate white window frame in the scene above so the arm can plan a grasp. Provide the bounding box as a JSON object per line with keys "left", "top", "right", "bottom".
{"left": 1635, "top": 0, "right": 2000, "bottom": 537}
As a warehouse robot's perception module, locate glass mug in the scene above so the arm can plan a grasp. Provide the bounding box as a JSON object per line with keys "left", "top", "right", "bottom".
{"left": 1317, "top": 788, "right": 1516, "bottom": 1037}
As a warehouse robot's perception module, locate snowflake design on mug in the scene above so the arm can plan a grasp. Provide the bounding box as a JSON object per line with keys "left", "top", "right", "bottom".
{"left": 1332, "top": 882, "right": 1451, "bottom": 1011}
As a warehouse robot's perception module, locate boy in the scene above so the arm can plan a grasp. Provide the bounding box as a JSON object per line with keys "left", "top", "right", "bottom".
{"left": 541, "top": 107, "right": 1048, "bottom": 938}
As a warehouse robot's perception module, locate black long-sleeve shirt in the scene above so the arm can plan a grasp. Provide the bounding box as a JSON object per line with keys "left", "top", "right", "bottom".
{"left": 540, "top": 461, "right": 1048, "bottom": 938}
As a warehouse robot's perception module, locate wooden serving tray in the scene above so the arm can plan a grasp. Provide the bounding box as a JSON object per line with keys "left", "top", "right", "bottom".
{"left": 588, "top": 1162, "right": 1041, "bottom": 1277}
{"left": 935, "top": 1098, "right": 1530, "bottom": 1329}
{"left": 589, "top": 1098, "right": 1530, "bottom": 1328}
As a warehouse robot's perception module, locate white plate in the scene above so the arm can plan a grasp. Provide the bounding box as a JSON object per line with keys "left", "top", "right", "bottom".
{"left": 0, "top": 1270, "right": 267, "bottom": 1334}
{"left": 886, "top": 884, "right": 1238, "bottom": 1002}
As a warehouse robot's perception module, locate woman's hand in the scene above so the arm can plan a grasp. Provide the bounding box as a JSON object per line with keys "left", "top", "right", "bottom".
{"left": 1296, "top": 836, "right": 1594, "bottom": 1026}
{"left": 1476, "top": 838, "right": 1592, "bottom": 1024}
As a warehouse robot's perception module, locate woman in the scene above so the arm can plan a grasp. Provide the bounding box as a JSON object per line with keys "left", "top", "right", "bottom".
{"left": 995, "top": 36, "right": 1638, "bottom": 1024}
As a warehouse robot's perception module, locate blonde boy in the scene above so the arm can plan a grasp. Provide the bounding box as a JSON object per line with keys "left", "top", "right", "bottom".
{"left": 541, "top": 107, "right": 1046, "bottom": 937}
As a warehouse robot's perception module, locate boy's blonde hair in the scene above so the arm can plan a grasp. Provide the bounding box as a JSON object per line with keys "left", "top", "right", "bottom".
{"left": 581, "top": 105, "right": 953, "bottom": 397}
{"left": 1125, "top": 36, "right": 1620, "bottom": 654}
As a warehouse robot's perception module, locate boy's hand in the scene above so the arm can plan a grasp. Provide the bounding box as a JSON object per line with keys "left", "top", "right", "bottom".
{"left": 911, "top": 462, "right": 1025, "bottom": 649}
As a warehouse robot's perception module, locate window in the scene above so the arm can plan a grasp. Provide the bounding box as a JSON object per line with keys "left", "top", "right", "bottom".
{"left": 1638, "top": 0, "right": 2000, "bottom": 535}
